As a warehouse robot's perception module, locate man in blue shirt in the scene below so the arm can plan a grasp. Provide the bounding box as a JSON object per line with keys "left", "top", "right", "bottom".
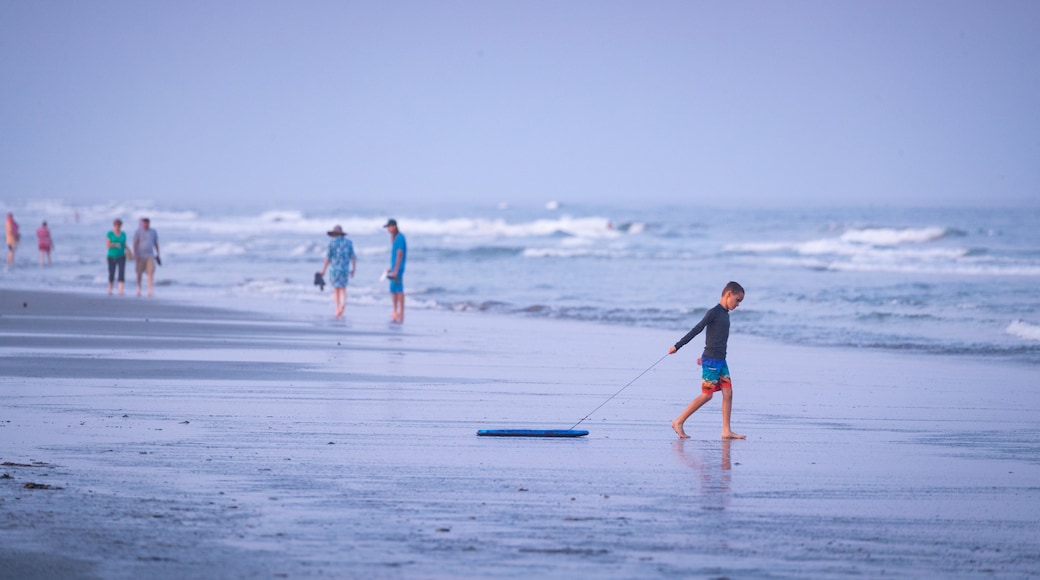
{"left": 384, "top": 219, "right": 407, "bottom": 323}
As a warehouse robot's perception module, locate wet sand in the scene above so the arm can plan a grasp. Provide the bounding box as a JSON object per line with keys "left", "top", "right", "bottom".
{"left": 2, "top": 289, "right": 1039, "bottom": 578}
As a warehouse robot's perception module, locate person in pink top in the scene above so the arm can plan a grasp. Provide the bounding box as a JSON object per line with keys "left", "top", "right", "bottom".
{"left": 36, "top": 221, "right": 53, "bottom": 266}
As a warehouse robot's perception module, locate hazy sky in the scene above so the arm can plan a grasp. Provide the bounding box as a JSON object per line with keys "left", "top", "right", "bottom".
{"left": 2, "top": 0, "right": 1038, "bottom": 210}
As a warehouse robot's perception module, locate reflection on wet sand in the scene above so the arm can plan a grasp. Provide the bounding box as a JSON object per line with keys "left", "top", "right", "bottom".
{"left": 672, "top": 438, "right": 733, "bottom": 505}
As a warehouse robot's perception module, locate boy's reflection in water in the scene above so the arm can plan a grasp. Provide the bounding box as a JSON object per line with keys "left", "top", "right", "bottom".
{"left": 672, "top": 438, "right": 733, "bottom": 508}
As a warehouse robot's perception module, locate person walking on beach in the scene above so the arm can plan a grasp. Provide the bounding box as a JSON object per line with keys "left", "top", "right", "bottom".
{"left": 384, "top": 218, "right": 407, "bottom": 323}
{"left": 6, "top": 213, "right": 20, "bottom": 267}
{"left": 319, "top": 225, "right": 357, "bottom": 318}
{"left": 106, "top": 219, "right": 132, "bottom": 295}
{"left": 132, "top": 217, "right": 160, "bottom": 297}
{"left": 668, "top": 281, "right": 746, "bottom": 440}
{"left": 36, "top": 221, "right": 53, "bottom": 266}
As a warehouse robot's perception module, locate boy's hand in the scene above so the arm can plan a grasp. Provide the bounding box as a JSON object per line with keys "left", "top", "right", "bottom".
{"left": 668, "top": 346, "right": 677, "bottom": 355}
{"left": 697, "top": 357, "right": 702, "bottom": 365}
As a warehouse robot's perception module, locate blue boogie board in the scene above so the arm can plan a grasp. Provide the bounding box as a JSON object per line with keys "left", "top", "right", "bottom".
{"left": 477, "top": 429, "right": 588, "bottom": 438}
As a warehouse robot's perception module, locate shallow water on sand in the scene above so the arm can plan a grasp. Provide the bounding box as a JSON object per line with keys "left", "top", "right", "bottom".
{"left": 2, "top": 290, "right": 1039, "bottom": 578}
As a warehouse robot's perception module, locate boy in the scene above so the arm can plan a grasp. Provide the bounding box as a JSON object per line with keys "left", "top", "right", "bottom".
{"left": 668, "top": 281, "right": 746, "bottom": 440}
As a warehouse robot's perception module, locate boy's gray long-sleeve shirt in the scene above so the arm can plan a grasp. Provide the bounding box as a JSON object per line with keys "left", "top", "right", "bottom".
{"left": 673, "top": 303, "right": 730, "bottom": 360}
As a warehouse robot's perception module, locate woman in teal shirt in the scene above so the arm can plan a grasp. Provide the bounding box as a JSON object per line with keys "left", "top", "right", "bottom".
{"left": 105, "top": 219, "right": 132, "bottom": 295}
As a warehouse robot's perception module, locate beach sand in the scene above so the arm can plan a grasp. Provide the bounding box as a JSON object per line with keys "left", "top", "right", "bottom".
{"left": 2, "top": 289, "right": 1039, "bottom": 578}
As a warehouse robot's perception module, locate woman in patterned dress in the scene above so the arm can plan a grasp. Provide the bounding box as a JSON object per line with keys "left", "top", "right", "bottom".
{"left": 320, "top": 225, "right": 356, "bottom": 318}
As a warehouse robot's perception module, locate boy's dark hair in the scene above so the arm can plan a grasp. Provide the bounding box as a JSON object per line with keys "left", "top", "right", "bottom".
{"left": 723, "top": 281, "right": 745, "bottom": 296}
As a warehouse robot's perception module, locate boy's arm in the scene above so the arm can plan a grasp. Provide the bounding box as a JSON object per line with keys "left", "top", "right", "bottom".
{"left": 670, "top": 308, "right": 715, "bottom": 352}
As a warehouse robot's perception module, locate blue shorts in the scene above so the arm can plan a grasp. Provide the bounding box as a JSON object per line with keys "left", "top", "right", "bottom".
{"left": 389, "top": 276, "right": 404, "bottom": 293}
{"left": 701, "top": 357, "right": 731, "bottom": 393}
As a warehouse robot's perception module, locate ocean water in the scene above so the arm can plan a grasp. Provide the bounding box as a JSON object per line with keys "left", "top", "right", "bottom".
{"left": 3, "top": 199, "right": 1039, "bottom": 363}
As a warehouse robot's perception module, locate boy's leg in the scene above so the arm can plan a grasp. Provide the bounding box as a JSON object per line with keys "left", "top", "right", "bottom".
{"left": 673, "top": 358, "right": 726, "bottom": 438}
{"left": 715, "top": 362, "right": 745, "bottom": 439}
{"left": 720, "top": 388, "right": 745, "bottom": 439}
{"left": 672, "top": 391, "right": 713, "bottom": 439}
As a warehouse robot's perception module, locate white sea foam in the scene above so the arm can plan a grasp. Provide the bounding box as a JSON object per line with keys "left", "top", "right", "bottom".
{"left": 841, "top": 226, "right": 948, "bottom": 246}
{"left": 826, "top": 262, "right": 1040, "bottom": 276}
{"left": 184, "top": 213, "right": 620, "bottom": 240}
{"left": 727, "top": 226, "right": 951, "bottom": 257}
{"left": 258, "top": 210, "right": 307, "bottom": 223}
{"left": 5, "top": 199, "right": 200, "bottom": 225}
{"left": 7, "top": 200, "right": 625, "bottom": 242}
{"left": 522, "top": 248, "right": 622, "bottom": 259}
{"left": 403, "top": 216, "right": 617, "bottom": 239}
{"left": 164, "top": 241, "right": 246, "bottom": 257}
{"left": 721, "top": 222, "right": 997, "bottom": 278}
{"left": 1006, "top": 320, "right": 1040, "bottom": 342}
{"left": 723, "top": 241, "right": 790, "bottom": 253}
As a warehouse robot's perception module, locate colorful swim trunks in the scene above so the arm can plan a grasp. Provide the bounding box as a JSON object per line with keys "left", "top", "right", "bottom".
{"left": 701, "top": 357, "right": 731, "bottom": 393}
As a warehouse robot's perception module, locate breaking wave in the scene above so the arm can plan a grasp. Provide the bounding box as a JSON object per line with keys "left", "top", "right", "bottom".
{"left": 1007, "top": 320, "right": 1040, "bottom": 342}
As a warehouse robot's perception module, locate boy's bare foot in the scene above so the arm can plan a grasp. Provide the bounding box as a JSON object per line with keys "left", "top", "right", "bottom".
{"left": 671, "top": 420, "right": 690, "bottom": 439}
{"left": 722, "top": 431, "right": 746, "bottom": 440}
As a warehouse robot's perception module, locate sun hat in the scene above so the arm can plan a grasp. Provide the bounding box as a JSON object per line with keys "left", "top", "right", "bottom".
{"left": 327, "top": 225, "right": 346, "bottom": 237}
{"left": 383, "top": 219, "right": 397, "bottom": 228}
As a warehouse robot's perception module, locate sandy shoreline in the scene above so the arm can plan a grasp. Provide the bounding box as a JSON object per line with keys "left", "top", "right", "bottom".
{"left": 2, "top": 288, "right": 1039, "bottom": 578}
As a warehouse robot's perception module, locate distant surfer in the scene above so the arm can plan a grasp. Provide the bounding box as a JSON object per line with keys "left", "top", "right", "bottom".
{"left": 668, "top": 281, "right": 746, "bottom": 440}
{"left": 384, "top": 219, "right": 407, "bottom": 323}
{"left": 319, "top": 225, "right": 356, "bottom": 318}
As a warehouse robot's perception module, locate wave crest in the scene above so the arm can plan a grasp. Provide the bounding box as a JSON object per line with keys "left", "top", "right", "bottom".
{"left": 840, "top": 226, "right": 950, "bottom": 246}
{"left": 1006, "top": 320, "right": 1040, "bottom": 342}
